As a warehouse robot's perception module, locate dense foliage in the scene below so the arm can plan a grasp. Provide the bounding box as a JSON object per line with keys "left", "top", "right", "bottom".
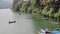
{"left": 13, "top": 0, "right": 60, "bottom": 19}
{"left": 13, "top": 0, "right": 60, "bottom": 29}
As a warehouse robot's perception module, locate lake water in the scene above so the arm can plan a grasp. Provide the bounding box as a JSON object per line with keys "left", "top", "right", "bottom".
{"left": 0, "top": 9, "right": 35, "bottom": 34}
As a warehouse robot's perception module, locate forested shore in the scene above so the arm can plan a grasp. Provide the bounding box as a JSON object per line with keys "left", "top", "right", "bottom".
{"left": 13, "top": 0, "right": 60, "bottom": 30}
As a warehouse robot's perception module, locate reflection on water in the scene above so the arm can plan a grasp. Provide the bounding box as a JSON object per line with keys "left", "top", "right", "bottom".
{"left": 0, "top": 9, "right": 35, "bottom": 34}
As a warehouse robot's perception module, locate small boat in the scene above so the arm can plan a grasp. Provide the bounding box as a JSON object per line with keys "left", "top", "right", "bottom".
{"left": 9, "top": 20, "right": 16, "bottom": 24}
{"left": 27, "top": 17, "right": 33, "bottom": 19}
{"left": 41, "top": 18, "right": 48, "bottom": 20}
{"left": 19, "top": 12, "right": 22, "bottom": 15}
{"left": 36, "top": 28, "right": 60, "bottom": 34}
{"left": 51, "top": 22, "right": 60, "bottom": 25}
{"left": 50, "top": 31, "right": 60, "bottom": 34}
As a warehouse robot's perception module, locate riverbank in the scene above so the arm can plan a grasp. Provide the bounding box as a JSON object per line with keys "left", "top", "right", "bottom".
{"left": 25, "top": 13, "right": 60, "bottom": 31}
{"left": 12, "top": 0, "right": 60, "bottom": 31}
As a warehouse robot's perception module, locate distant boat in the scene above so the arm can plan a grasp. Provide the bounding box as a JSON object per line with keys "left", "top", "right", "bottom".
{"left": 9, "top": 20, "right": 16, "bottom": 24}
{"left": 27, "top": 17, "right": 33, "bottom": 19}
{"left": 19, "top": 12, "right": 21, "bottom": 15}
{"left": 51, "top": 22, "right": 60, "bottom": 25}
{"left": 41, "top": 18, "right": 48, "bottom": 20}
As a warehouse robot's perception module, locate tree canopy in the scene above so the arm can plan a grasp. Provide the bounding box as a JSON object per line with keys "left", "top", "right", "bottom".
{"left": 13, "top": 0, "right": 60, "bottom": 20}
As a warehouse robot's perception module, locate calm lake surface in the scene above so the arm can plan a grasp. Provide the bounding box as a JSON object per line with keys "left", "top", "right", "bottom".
{"left": 0, "top": 9, "right": 35, "bottom": 34}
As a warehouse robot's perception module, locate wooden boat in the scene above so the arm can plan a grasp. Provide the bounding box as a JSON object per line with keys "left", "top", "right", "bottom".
{"left": 51, "top": 22, "right": 60, "bottom": 25}
{"left": 9, "top": 20, "right": 16, "bottom": 24}
{"left": 41, "top": 18, "right": 48, "bottom": 20}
